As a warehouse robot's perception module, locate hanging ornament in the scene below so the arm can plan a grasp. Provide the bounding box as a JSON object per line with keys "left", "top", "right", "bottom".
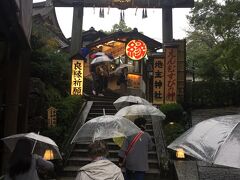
{"left": 99, "top": 8, "right": 104, "bottom": 18}
{"left": 108, "top": 5, "right": 110, "bottom": 15}
{"left": 145, "top": 8, "right": 148, "bottom": 18}
{"left": 135, "top": 7, "right": 138, "bottom": 16}
{"left": 120, "top": 10, "right": 122, "bottom": 21}
{"left": 142, "top": 9, "right": 144, "bottom": 19}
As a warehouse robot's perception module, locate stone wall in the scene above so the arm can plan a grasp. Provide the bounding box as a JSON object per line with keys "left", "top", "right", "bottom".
{"left": 197, "top": 161, "right": 240, "bottom": 180}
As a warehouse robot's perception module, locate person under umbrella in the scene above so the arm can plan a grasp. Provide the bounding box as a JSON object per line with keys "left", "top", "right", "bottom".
{"left": 75, "top": 140, "right": 124, "bottom": 180}
{"left": 117, "top": 67, "right": 128, "bottom": 95}
{"left": 4, "top": 138, "right": 54, "bottom": 180}
{"left": 113, "top": 95, "right": 151, "bottom": 111}
{"left": 71, "top": 115, "right": 141, "bottom": 143}
{"left": 118, "top": 117, "right": 154, "bottom": 180}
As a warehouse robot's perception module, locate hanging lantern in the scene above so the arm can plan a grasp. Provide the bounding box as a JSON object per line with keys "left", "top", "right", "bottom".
{"left": 126, "top": 39, "right": 147, "bottom": 60}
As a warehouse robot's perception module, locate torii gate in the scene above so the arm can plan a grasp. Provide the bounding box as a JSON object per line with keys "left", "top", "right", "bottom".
{"left": 53, "top": 0, "right": 194, "bottom": 55}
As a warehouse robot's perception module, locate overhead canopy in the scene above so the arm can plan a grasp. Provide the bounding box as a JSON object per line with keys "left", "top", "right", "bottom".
{"left": 53, "top": 0, "right": 194, "bottom": 9}
{"left": 87, "top": 29, "right": 162, "bottom": 55}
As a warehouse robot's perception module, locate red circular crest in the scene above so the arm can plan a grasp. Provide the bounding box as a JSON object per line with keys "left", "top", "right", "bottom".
{"left": 126, "top": 40, "right": 147, "bottom": 60}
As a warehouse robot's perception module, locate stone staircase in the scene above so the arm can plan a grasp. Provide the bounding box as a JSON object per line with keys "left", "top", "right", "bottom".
{"left": 58, "top": 79, "right": 162, "bottom": 180}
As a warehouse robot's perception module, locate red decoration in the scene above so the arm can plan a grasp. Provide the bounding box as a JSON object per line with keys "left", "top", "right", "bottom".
{"left": 126, "top": 40, "right": 147, "bottom": 60}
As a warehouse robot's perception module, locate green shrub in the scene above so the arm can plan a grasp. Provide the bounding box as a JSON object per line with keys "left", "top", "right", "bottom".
{"left": 188, "top": 80, "right": 240, "bottom": 108}
{"left": 42, "top": 95, "right": 83, "bottom": 149}
{"left": 163, "top": 122, "right": 185, "bottom": 145}
{"left": 159, "top": 103, "right": 185, "bottom": 126}
{"left": 41, "top": 126, "right": 64, "bottom": 148}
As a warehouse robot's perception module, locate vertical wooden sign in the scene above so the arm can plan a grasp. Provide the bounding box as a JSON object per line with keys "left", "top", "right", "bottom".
{"left": 165, "top": 47, "right": 177, "bottom": 103}
{"left": 153, "top": 57, "right": 165, "bottom": 104}
{"left": 71, "top": 59, "right": 84, "bottom": 95}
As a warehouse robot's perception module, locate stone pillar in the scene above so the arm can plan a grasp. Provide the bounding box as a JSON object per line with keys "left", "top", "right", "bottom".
{"left": 70, "top": 6, "right": 84, "bottom": 56}
{"left": 162, "top": 7, "right": 173, "bottom": 43}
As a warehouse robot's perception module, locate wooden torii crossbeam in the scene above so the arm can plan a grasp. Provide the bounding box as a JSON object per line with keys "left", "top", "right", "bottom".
{"left": 53, "top": 0, "right": 194, "bottom": 9}
{"left": 52, "top": 0, "right": 194, "bottom": 55}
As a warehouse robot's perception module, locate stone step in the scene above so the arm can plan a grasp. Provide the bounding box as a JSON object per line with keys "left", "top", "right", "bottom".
{"left": 61, "top": 165, "right": 161, "bottom": 177}
{"left": 92, "top": 101, "right": 116, "bottom": 105}
{"left": 73, "top": 141, "right": 157, "bottom": 152}
{"left": 89, "top": 108, "right": 117, "bottom": 113}
{"left": 66, "top": 157, "right": 159, "bottom": 168}
{"left": 87, "top": 112, "right": 116, "bottom": 118}
{"left": 71, "top": 149, "right": 158, "bottom": 159}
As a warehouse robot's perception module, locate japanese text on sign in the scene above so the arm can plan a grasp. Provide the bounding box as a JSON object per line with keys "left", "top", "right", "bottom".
{"left": 47, "top": 107, "right": 57, "bottom": 128}
{"left": 71, "top": 60, "right": 84, "bottom": 95}
{"left": 165, "top": 47, "right": 177, "bottom": 103}
{"left": 153, "top": 58, "right": 165, "bottom": 104}
{"left": 126, "top": 39, "right": 147, "bottom": 61}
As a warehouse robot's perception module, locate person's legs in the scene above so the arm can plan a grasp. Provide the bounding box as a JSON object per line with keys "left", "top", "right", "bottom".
{"left": 97, "top": 76, "right": 104, "bottom": 96}
{"left": 125, "top": 169, "right": 134, "bottom": 180}
{"left": 134, "top": 171, "right": 145, "bottom": 180}
{"left": 103, "top": 77, "right": 108, "bottom": 91}
{"left": 92, "top": 73, "right": 98, "bottom": 95}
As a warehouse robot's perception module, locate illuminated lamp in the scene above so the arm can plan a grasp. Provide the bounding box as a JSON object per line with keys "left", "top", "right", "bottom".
{"left": 126, "top": 39, "right": 147, "bottom": 61}
{"left": 44, "top": 149, "right": 54, "bottom": 160}
{"left": 176, "top": 148, "right": 185, "bottom": 159}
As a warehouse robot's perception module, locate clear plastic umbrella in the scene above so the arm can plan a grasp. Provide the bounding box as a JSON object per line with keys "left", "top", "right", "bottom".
{"left": 71, "top": 115, "right": 141, "bottom": 143}
{"left": 115, "top": 104, "right": 166, "bottom": 121}
{"left": 112, "top": 64, "right": 133, "bottom": 75}
{"left": 168, "top": 114, "right": 240, "bottom": 168}
{"left": 113, "top": 95, "right": 151, "bottom": 110}
{"left": 1, "top": 132, "right": 62, "bottom": 159}
{"left": 91, "top": 55, "right": 113, "bottom": 64}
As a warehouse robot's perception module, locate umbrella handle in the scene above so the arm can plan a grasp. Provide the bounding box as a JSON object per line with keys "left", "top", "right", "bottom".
{"left": 32, "top": 131, "right": 40, "bottom": 154}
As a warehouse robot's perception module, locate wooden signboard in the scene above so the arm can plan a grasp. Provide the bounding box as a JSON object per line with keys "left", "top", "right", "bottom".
{"left": 165, "top": 47, "right": 178, "bottom": 103}
{"left": 71, "top": 59, "right": 84, "bottom": 95}
{"left": 153, "top": 57, "right": 165, "bottom": 104}
{"left": 47, "top": 107, "right": 57, "bottom": 128}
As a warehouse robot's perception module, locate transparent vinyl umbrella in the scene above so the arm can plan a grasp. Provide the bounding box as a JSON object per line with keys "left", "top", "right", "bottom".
{"left": 115, "top": 104, "right": 166, "bottom": 121}
{"left": 168, "top": 114, "right": 240, "bottom": 168}
{"left": 112, "top": 64, "right": 133, "bottom": 75}
{"left": 91, "top": 55, "right": 113, "bottom": 64}
{"left": 113, "top": 95, "right": 151, "bottom": 110}
{"left": 71, "top": 115, "right": 141, "bottom": 143}
{"left": 1, "top": 132, "right": 62, "bottom": 160}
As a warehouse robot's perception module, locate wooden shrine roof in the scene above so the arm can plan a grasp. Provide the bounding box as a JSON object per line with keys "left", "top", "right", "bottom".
{"left": 87, "top": 28, "right": 162, "bottom": 51}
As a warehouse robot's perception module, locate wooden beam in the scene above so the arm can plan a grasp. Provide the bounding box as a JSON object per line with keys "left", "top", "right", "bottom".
{"left": 53, "top": 0, "right": 194, "bottom": 8}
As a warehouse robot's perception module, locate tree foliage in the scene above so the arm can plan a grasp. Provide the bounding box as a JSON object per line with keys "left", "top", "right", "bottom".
{"left": 31, "top": 25, "right": 71, "bottom": 100}
{"left": 186, "top": 0, "right": 240, "bottom": 80}
{"left": 103, "top": 20, "right": 133, "bottom": 34}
